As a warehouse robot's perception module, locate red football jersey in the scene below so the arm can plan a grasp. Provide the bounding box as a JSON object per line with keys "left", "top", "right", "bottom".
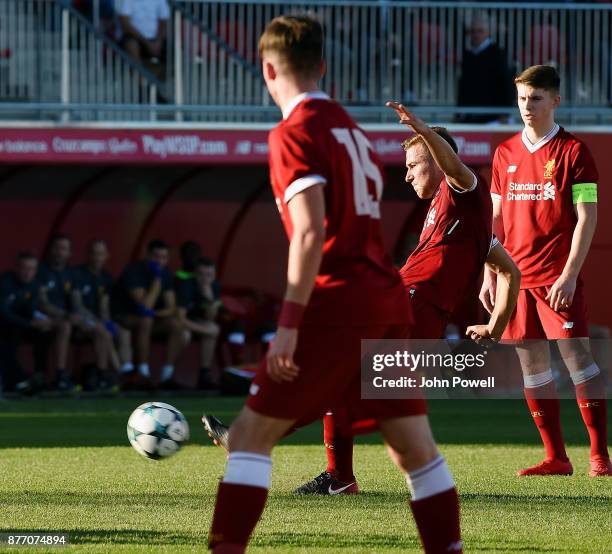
{"left": 268, "top": 92, "right": 409, "bottom": 325}
{"left": 400, "top": 175, "right": 493, "bottom": 314}
{"left": 491, "top": 125, "right": 598, "bottom": 287}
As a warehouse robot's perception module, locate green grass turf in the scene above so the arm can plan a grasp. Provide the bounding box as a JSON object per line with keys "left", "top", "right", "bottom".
{"left": 0, "top": 397, "right": 610, "bottom": 553}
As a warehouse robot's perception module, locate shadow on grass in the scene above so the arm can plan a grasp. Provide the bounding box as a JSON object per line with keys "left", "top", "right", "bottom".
{"left": 459, "top": 492, "right": 611, "bottom": 504}
{"left": 252, "top": 530, "right": 419, "bottom": 549}
{"left": 0, "top": 490, "right": 215, "bottom": 509}
{"left": 253, "top": 531, "right": 568, "bottom": 552}
{"left": 271, "top": 490, "right": 611, "bottom": 504}
{"left": 0, "top": 397, "right": 594, "bottom": 448}
{"left": 3, "top": 489, "right": 608, "bottom": 510}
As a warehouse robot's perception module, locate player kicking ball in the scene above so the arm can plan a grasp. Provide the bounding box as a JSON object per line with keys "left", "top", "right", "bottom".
{"left": 482, "top": 65, "right": 611, "bottom": 477}
{"left": 206, "top": 15, "right": 464, "bottom": 554}
{"left": 204, "top": 103, "right": 520, "bottom": 506}
{"left": 285, "top": 103, "right": 521, "bottom": 495}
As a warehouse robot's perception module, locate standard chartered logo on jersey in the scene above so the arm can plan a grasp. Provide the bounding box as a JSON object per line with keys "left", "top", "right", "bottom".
{"left": 507, "top": 181, "right": 556, "bottom": 201}
{"left": 543, "top": 182, "right": 555, "bottom": 200}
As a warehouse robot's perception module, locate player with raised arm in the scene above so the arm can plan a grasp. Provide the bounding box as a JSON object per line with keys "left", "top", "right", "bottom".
{"left": 206, "top": 16, "right": 464, "bottom": 554}
{"left": 292, "top": 104, "right": 520, "bottom": 495}
{"left": 482, "top": 65, "right": 610, "bottom": 477}
{"left": 204, "top": 110, "right": 521, "bottom": 495}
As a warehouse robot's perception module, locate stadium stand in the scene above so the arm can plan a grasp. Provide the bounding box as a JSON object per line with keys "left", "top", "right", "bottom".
{"left": 0, "top": 1, "right": 611, "bottom": 396}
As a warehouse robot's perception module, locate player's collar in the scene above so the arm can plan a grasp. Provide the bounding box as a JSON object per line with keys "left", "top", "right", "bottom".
{"left": 521, "top": 123, "right": 560, "bottom": 154}
{"left": 282, "top": 91, "right": 330, "bottom": 120}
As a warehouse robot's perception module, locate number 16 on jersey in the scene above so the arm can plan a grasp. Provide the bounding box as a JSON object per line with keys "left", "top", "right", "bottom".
{"left": 332, "top": 128, "right": 383, "bottom": 219}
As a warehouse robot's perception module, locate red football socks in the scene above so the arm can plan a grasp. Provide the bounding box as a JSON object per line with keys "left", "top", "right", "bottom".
{"left": 523, "top": 383, "right": 569, "bottom": 462}
{"left": 323, "top": 413, "right": 356, "bottom": 483}
{"left": 410, "top": 488, "right": 462, "bottom": 553}
{"left": 575, "top": 376, "right": 609, "bottom": 459}
{"left": 209, "top": 482, "right": 268, "bottom": 552}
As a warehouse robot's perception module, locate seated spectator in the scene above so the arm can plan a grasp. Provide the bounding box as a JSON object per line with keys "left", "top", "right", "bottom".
{"left": 0, "top": 252, "right": 68, "bottom": 394}
{"left": 456, "top": 13, "right": 514, "bottom": 124}
{"left": 71, "top": 239, "right": 127, "bottom": 392}
{"left": 113, "top": 239, "right": 187, "bottom": 386}
{"left": 177, "top": 240, "right": 203, "bottom": 279}
{"left": 37, "top": 235, "right": 79, "bottom": 391}
{"left": 118, "top": 0, "right": 168, "bottom": 69}
{"left": 176, "top": 257, "right": 221, "bottom": 390}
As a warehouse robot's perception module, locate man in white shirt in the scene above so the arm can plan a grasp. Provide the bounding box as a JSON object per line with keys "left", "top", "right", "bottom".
{"left": 119, "top": 0, "right": 169, "bottom": 64}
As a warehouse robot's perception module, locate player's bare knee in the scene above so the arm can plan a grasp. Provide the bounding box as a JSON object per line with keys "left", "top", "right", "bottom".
{"left": 227, "top": 417, "right": 275, "bottom": 453}
{"left": 380, "top": 415, "right": 439, "bottom": 472}
{"left": 557, "top": 338, "right": 594, "bottom": 372}
{"left": 566, "top": 353, "right": 595, "bottom": 373}
{"left": 516, "top": 341, "right": 550, "bottom": 375}
{"left": 227, "top": 409, "right": 291, "bottom": 454}
{"left": 387, "top": 440, "right": 439, "bottom": 473}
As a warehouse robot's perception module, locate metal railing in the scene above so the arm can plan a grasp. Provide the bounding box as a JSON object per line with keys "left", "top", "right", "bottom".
{"left": 0, "top": 0, "right": 61, "bottom": 104}
{"left": 170, "top": 1, "right": 612, "bottom": 111}
{"left": 167, "top": 1, "right": 266, "bottom": 121}
{"left": 0, "top": 0, "right": 163, "bottom": 121}
{"left": 1, "top": 1, "right": 612, "bottom": 124}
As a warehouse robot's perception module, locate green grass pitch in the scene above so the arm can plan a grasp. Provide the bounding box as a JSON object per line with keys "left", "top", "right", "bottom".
{"left": 0, "top": 396, "right": 610, "bottom": 553}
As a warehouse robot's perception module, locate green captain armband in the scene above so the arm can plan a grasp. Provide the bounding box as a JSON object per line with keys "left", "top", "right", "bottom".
{"left": 572, "top": 182, "right": 598, "bottom": 204}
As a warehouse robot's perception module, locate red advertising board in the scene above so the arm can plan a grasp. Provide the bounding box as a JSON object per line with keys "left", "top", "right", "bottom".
{"left": 0, "top": 127, "right": 501, "bottom": 165}
{"left": 0, "top": 125, "right": 610, "bottom": 329}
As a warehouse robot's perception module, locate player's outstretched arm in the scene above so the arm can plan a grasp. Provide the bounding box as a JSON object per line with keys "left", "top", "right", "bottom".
{"left": 467, "top": 241, "right": 520, "bottom": 344}
{"left": 266, "top": 185, "right": 326, "bottom": 383}
{"left": 385, "top": 101, "right": 475, "bottom": 190}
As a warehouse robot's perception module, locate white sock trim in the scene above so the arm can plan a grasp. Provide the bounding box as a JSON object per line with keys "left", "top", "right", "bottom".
{"left": 406, "top": 455, "right": 455, "bottom": 501}
{"left": 523, "top": 369, "right": 554, "bottom": 389}
{"left": 570, "top": 362, "right": 600, "bottom": 385}
{"left": 223, "top": 451, "right": 272, "bottom": 489}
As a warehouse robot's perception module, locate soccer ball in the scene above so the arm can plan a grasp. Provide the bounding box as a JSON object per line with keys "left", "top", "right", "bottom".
{"left": 127, "top": 402, "right": 190, "bottom": 460}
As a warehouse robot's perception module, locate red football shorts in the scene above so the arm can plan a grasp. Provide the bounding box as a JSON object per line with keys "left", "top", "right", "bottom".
{"left": 406, "top": 289, "right": 450, "bottom": 340}
{"left": 503, "top": 281, "right": 589, "bottom": 340}
{"left": 246, "top": 323, "right": 427, "bottom": 430}
{"left": 336, "top": 291, "right": 449, "bottom": 435}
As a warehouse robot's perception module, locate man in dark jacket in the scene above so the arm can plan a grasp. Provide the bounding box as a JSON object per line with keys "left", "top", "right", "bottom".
{"left": 0, "top": 252, "right": 70, "bottom": 393}
{"left": 457, "top": 13, "right": 515, "bottom": 124}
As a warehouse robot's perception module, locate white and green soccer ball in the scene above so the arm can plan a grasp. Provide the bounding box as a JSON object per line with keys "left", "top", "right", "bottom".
{"left": 127, "top": 402, "right": 190, "bottom": 460}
